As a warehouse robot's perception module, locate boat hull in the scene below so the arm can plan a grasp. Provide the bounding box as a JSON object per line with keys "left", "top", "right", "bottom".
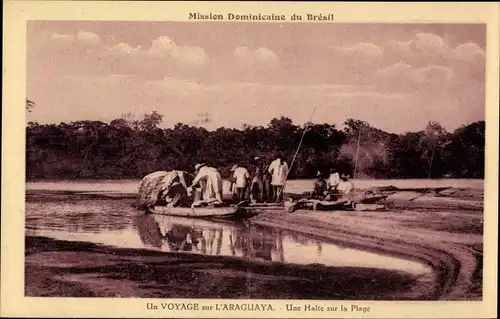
{"left": 285, "top": 192, "right": 388, "bottom": 204}
{"left": 151, "top": 205, "right": 260, "bottom": 220}
{"left": 153, "top": 206, "right": 236, "bottom": 217}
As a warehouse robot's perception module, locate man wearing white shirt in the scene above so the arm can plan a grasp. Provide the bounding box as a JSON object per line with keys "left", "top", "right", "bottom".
{"left": 230, "top": 164, "right": 251, "bottom": 202}
{"left": 191, "top": 163, "right": 223, "bottom": 204}
{"left": 267, "top": 154, "right": 289, "bottom": 202}
{"left": 337, "top": 173, "right": 354, "bottom": 196}
{"left": 328, "top": 167, "right": 340, "bottom": 190}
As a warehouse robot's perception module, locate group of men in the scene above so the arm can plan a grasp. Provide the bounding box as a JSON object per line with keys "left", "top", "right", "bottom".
{"left": 311, "top": 168, "right": 354, "bottom": 201}
{"left": 137, "top": 154, "right": 353, "bottom": 209}
{"left": 228, "top": 155, "right": 289, "bottom": 203}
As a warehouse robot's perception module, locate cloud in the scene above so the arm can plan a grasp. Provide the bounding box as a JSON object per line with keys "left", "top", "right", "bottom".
{"left": 29, "top": 25, "right": 485, "bottom": 133}
{"left": 323, "top": 42, "right": 384, "bottom": 86}
{"left": 375, "top": 62, "right": 455, "bottom": 93}
{"left": 27, "top": 73, "right": 483, "bottom": 133}
{"left": 380, "top": 33, "right": 485, "bottom": 83}
{"left": 109, "top": 42, "right": 143, "bottom": 55}
{"left": 147, "top": 36, "right": 177, "bottom": 57}
{"left": 383, "top": 40, "right": 414, "bottom": 62}
{"left": 415, "top": 65, "right": 455, "bottom": 91}
{"left": 76, "top": 31, "right": 101, "bottom": 45}
{"left": 448, "top": 42, "right": 485, "bottom": 81}
{"left": 409, "top": 33, "right": 448, "bottom": 57}
{"left": 49, "top": 31, "right": 101, "bottom": 46}
{"left": 376, "top": 62, "right": 416, "bottom": 93}
{"left": 336, "top": 42, "right": 383, "bottom": 66}
{"left": 382, "top": 33, "right": 455, "bottom": 69}
{"left": 450, "top": 42, "right": 485, "bottom": 63}
{"left": 146, "top": 36, "right": 209, "bottom": 67}
{"left": 39, "top": 32, "right": 211, "bottom": 80}
{"left": 49, "top": 33, "right": 74, "bottom": 42}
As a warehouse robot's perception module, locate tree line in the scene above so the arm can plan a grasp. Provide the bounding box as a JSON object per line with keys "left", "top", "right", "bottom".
{"left": 26, "top": 110, "right": 485, "bottom": 180}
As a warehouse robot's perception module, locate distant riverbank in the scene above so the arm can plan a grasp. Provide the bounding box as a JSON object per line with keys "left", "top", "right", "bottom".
{"left": 26, "top": 178, "right": 484, "bottom": 196}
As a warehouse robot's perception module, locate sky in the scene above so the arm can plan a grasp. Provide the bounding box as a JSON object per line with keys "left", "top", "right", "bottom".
{"left": 26, "top": 21, "right": 486, "bottom": 133}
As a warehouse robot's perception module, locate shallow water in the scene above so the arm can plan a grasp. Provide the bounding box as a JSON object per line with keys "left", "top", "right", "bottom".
{"left": 25, "top": 196, "right": 430, "bottom": 276}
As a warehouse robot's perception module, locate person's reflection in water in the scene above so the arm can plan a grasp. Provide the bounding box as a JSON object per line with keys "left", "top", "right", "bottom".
{"left": 200, "top": 231, "right": 207, "bottom": 254}
{"left": 229, "top": 231, "right": 237, "bottom": 256}
{"left": 164, "top": 224, "right": 199, "bottom": 251}
{"left": 216, "top": 229, "right": 223, "bottom": 255}
{"left": 274, "top": 230, "right": 285, "bottom": 263}
{"left": 135, "top": 214, "right": 164, "bottom": 248}
{"left": 316, "top": 242, "right": 323, "bottom": 255}
{"left": 251, "top": 231, "right": 273, "bottom": 261}
{"left": 190, "top": 229, "right": 204, "bottom": 252}
{"left": 233, "top": 228, "right": 252, "bottom": 258}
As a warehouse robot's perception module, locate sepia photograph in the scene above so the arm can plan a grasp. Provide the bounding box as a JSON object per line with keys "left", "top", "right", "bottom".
{"left": 24, "top": 19, "right": 486, "bottom": 300}
{"left": 2, "top": 1, "right": 499, "bottom": 318}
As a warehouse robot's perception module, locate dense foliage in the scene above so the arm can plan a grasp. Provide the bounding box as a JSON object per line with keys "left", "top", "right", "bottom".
{"left": 26, "top": 111, "right": 485, "bottom": 180}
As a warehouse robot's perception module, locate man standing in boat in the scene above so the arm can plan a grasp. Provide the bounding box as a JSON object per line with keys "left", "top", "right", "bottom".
{"left": 230, "top": 164, "right": 251, "bottom": 202}
{"left": 337, "top": 173, "right": 354, "bottom": 203}
{"left": 328, "top": 167, "right": 340, "bottom": 191}
{"left": 267, "top": 153, "right": 289, "bottom": 202}
{"left": 251, "top": 156, "right": 272, "bottom": 203}
{"left": 312, "top": 170, "right": 328, "bottom": 200}
{"left": 191, "top": 163, "right": 224, "bottom": 205}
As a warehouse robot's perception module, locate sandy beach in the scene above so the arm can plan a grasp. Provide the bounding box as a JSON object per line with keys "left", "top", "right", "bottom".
{"left": 26, "top": 236, "right": 421, "bottom": 300}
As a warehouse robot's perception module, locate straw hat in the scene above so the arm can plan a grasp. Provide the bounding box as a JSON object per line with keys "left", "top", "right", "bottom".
{"left": 341, "top": 173, "right": 350, "bottom": 179}
{"left": 194, "top": 163, "right": 206, "bottom": 171}
{"left": 230, "top": 164, "right": 238, "bottom": 171}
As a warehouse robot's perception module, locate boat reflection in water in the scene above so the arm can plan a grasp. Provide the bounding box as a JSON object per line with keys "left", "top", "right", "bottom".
{"left": 135, "top": 214, "right": 286, "bottom": 262}
{"left": 135, "top": 214, "right": 430, "bottom": 276}
{"left": 25, "top": 198, "right": 430, "bottom": 276}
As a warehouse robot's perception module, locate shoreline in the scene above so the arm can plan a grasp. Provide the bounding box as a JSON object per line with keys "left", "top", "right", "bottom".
{"left": 25, "top": 235, "right": 423, "bottom": 300}
{"left": 249, "top": 208, "right": 482, "bottom": 300}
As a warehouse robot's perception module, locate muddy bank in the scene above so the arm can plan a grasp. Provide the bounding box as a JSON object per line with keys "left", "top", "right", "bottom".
{"left": 249, "top": 200, "right": 483, "bottom": 300}
{"left": 26, "top": 236, "right": 422, "bottom": 299}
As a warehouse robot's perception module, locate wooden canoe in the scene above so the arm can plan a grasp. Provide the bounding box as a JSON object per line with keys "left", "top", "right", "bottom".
{"left": 285, "top": 192, "right": 388, "bottom": 204}
{"left": 151, "top": 200, "right": 262, "bottom": 219}
{"left": 288, "top": 198, "right": 350, "bottom": 212}
{"left": 355, "top": 194, "right": 389, "bottom": 204}
{"left": 153, "top": 206, "right": 239, "bottom": 218}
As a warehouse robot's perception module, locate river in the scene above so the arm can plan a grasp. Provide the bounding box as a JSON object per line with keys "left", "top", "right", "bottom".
{"left": 25, "top": 180, "right": 442, "bottom": 276}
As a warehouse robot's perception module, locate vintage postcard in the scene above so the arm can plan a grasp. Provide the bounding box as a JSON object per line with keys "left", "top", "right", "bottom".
{"left": 2, "top": 1, "right": 499, "bottom": 318}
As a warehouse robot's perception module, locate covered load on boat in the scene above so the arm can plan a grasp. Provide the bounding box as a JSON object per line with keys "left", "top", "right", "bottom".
{"left": 136, "top": 170, "right": 192, "bottom": 210}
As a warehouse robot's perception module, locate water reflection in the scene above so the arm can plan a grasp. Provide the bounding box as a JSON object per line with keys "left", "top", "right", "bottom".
{"left": 25, "top": 199, "right": 431, "bottom": 276}
{"left": 26, "top": 201, "right": 134, "bottom": 233}
{"left": 135, "top": 214, "right": 284, "bottom": 261}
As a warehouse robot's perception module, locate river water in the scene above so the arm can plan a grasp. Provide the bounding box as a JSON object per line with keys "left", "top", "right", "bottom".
{"left": 26, "top": 178, "right": 484, "bottom": 195}
{"left": 25, "top": 184, "right": 433, "bottom": 276}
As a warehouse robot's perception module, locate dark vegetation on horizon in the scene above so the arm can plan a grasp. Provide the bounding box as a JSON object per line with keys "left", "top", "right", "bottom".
{"left": 26, "top": 107, "right": 485, "bottom": 180}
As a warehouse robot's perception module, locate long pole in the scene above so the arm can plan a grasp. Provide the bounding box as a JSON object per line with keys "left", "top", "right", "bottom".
{"left": 409, "top": 140, "right": 438, "bottom": 201}
{"left": 283, "top": 106, "right": 317, "bottom": 189}
{"left": 427, "top": 141, "right": 437, "bottom": 180}
{"left": 353, "top": 127, "right": 362, "bottom": 178}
